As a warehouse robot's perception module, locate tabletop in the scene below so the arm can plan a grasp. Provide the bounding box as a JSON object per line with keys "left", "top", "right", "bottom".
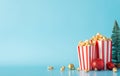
{"left": 0, "top": 66, "right": 119, "bottom": 76}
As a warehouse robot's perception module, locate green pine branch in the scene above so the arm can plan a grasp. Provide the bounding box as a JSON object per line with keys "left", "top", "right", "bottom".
{"left": 111, "top": 20, "right": 120, "bottom": 64}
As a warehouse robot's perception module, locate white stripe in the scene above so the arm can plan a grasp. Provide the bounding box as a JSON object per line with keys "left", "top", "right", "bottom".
{"left": 98, "top": 41, "right": 102, "bottom": 59}
{"left": 91, "top": 46, "right": 93, "bottom": 70}
{"left": 80, "top": 46, "right": 84, "bottom": 70}
{"left": 77, "top": 46, "right": 81, "bottom": 70}
{"left": 108, "top": 41, "right": 110, "bottom": 62}
{"left": 84, "top": 46, "right": 87, "bottom": 69}
{"left": 104, "top": 41, "right": 107, "bottom": 70}
{"left": 108, "top": 41, "right": 111, "bottom": 62}
{"left": 91, "top": 46, "right": 92, "bottom": 62}
{"left": 88, "top": 46, "right": 90, "bottom": 70}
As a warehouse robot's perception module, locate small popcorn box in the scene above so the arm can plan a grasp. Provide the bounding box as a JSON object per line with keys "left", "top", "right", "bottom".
{"left": 78, "top": 45, "right": 97, "bottom": 70}
{"left": 96, "top": 40, "right": 112, "bottom": 70}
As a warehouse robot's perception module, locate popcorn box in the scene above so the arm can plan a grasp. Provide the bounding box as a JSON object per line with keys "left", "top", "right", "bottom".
{"left": 96, "top": 40, "right": 112, "bottom": 70}
{"left": 78, "top": 45, "right": 97, "bottom": 70}
{"left": 77, "top": 33, "right": 112, "bottom": 70}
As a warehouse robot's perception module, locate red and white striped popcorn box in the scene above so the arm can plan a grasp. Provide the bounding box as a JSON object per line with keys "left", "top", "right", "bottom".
{"left": 96, "top": 40, "right": 112, "bottom": 70}
{"left": 78, "top": 45, "right": 97, "bottom": 70}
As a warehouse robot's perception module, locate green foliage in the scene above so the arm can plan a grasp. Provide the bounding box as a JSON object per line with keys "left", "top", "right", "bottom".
{"left": 111, "top": 20, "right": 120, "bottom": 64}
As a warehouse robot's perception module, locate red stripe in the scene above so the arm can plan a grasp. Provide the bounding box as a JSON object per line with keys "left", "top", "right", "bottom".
{"left": 102, "top": 41, "right": 104, "bottom": 69}
{"left": 94, "top": 45, "right": 96, "bottom": 59}
{"left": 106, "top": 41, "right": 108, "bottom": 63}
{"left": 82, "top": 46, "right": 85, "bottom": 69}
{"left": 96, "top": 41, "right": 99, "bottom": 58}
{"left": 91, "top": 46, "right": 92, "bottom": 62}
{"left": 92, "top": 46, "right": 94, "bottom": 60}
{"left": 91, "top": 46, "right": 94, "bottom": 70}
{"left": 89, "top": 46, "right": 91, "bottom": 70}
{"left": 81, "top": 46, "right": 83, "bottom": 70}
{"left": 90, "top": 46, "right": 92, "bottom": 70}
{"left": 102, "top": 41, "right": 104, "bottom": 60}
{"left": 78, "top": 46, "right": 82, "bottom": 70}
{"left": 92, "top": 46, "right": 95, "bottom": 69}
{"left": 86, "top": 46, "right": 88, "bottom": 70}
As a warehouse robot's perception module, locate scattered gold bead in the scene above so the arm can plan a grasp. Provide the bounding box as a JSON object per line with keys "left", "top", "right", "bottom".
{"left": 60, "top": 66, "right": 65, "bottom": 71}
{"left": 48, "top": 66, "right": 54, "bottom": 70}
{"left": 76, "top": 67, "right": 80, "bottom": 71}
{"left": 113, "top": 67, "right": 117, "bottom": 72}
{"left": 68, "top": 64, "right": 75, "bottom": 70}
{"left": 60, "top": 68, "right": 64, "bottom": 71}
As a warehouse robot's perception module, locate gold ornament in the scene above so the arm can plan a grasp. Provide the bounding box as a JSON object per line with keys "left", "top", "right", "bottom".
{"left": 60, "top": 66, "right": 65, "bottom": 71}
{"left": 48, "top": 66, "right": 54, "bottom": 70}
{"left": 76, "top": 67, "right": 80, "bottom": 71}
{"left": 68, "top": 64, "right": 75, "bottom": 70}
{"left": 113, "top": 67, "right": 117, "bottom": 72}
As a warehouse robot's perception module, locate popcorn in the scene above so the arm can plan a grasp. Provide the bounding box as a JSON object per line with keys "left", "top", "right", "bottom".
{"left": 78, "top": 41, "right": 84, "bottom": 46}
{"left": 91, "top": 33, "right": 111, "bottom": 41}
{"left": 78, "top": 40, "right": 95, "bottom": 46}
{"left": 107, "top": 38, "right": 112, "bottom": 41}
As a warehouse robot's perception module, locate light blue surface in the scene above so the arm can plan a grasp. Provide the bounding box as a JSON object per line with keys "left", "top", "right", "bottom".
{"left": 0, "top": 66, "right": 119, "bottom": 76}
{"left": 0, "top": 0, "right": 120, "bottom": 67}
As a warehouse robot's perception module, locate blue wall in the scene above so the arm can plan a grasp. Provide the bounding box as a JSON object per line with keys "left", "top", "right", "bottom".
{"left": 0, "top": 0, "right": 120, "bottom": 67}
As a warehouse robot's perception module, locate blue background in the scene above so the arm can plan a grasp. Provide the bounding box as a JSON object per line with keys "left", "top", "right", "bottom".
{"left": 0, "top": 0, "right": 120, "bottom": 67}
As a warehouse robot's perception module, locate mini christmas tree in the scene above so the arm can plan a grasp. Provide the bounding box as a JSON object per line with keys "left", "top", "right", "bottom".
{"left": 111, "top": 20, "right": 120, "bottom": 65}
